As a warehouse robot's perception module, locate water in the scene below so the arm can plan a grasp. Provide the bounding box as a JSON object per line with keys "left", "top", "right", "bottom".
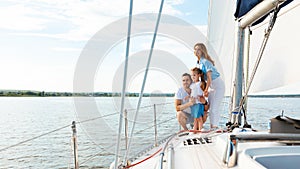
{"left": 0, "top": 97, "right": 300, "bottom": 168}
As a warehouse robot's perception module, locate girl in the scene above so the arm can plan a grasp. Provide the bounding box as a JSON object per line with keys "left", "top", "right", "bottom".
{"left": 190, "top": 67, "right": 207, "bottom": 131}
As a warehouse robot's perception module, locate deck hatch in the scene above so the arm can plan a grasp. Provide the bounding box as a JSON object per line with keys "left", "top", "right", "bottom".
{"left": 183, "top": 137, "right": 212, "bottom": 146}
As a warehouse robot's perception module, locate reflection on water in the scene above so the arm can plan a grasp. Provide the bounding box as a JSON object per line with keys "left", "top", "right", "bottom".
{"left": 0, "top": 97, "right": 299, "bottom": 168}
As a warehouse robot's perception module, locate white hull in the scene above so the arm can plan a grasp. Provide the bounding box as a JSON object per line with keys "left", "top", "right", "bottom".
{"left": 130, "top": 129, "right": 300, "bottom": 169}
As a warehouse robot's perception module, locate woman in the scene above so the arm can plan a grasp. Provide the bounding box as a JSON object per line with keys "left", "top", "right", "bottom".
{"left": 193, "top": 43, "right": 225, "bottom": 129}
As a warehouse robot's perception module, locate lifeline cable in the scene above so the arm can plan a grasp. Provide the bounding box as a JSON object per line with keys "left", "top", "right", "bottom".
{"left": 0, "top": 112, "right": 118, "bottom": 152}
{"left": 238, "top": 5, "right": 280, "bottom": 113}
{"left": 0, "top": 124, "right": 70, "bottom": 152}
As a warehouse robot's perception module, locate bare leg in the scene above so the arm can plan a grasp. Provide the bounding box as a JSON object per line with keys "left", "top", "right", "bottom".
{"left": 176, "top": 111, "right": 188, "bottom": 130}
{"left": 203, "top": 111, "right": 208, "bottom": 124}
{"left": 193, "top": 118, "right": 198, "bottom": 131}
{"left": 203, "top": 104, "right": 209, "bottom": 124}
{"left": 198, "top": 117, "right": 203, "bottom": 130}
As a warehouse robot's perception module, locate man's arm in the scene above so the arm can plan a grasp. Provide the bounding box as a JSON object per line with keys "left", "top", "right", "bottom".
{"left": 175, "top": 98, "right": 194, "bottom": 112}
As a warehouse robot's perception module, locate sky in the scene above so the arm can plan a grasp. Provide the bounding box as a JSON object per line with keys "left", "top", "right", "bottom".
{"left": 0, "top": 0, "right": 209, "bottom": 93}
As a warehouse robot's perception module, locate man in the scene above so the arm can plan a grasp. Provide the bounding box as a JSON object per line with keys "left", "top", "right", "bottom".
{"left": 175, "top": 73, "right": 195, "bottom": 130}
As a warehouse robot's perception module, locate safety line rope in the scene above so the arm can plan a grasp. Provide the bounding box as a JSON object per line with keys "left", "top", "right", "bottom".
{"left": 238, "top": 5, "right": 280, "bottom": 112}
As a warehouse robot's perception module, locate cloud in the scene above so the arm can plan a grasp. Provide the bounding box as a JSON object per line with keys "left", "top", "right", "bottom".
{"left": 0, "top": 4, "right": 48, "bottom": 31}
{"left": 196, "top": 25, "right": 208, "bottom": 36}
{"left": 52, "top": 47, "right": 82, "bottom": 52}
{"left": 1, "top": 0, "right": 186, "bottom": 42}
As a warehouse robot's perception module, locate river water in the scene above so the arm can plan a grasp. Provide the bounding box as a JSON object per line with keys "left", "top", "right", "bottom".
{"left": 0, "top": 97, "right": 299, "bottom": 168}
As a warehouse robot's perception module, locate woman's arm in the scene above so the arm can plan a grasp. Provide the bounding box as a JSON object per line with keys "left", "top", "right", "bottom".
{"left": 197, "top": 96, "right": 207, "bottom": 104}
{"left": 204, "top": 71, "right": 212, "bottom": 97}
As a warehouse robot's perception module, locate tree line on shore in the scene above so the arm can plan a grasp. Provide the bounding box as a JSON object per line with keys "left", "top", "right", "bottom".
{"left": 0, "top": 90, "right": 175, "bottom": 97}
{"left": 2, "top": 90, "right": 300, "bottom": 98}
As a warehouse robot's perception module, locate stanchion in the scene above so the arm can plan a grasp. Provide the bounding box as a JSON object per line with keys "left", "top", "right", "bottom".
{"left": 72, "top": 121, "right": 79, "bottom": 169}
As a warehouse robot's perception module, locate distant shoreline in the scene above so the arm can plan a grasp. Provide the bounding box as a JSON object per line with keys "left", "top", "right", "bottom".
{"left": 0, "top": 90, "right": 175, "bottom": 97}
{"left": 248, "top": 94, "right": 300, "bottom": 98}
{"left": 225, "top": 95, "right": 300, "bottom": 98}
{"left": 1, "top": 90, "right": 300, "bottom": 98}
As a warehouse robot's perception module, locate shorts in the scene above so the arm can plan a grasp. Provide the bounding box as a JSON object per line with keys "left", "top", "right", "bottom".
{"left": 177, "top": 110, "right": 193, "bottom": 124}
{"left": 184, "top": 111, "right": 194, "bottom": 124}
{"left": 191, "top": 103, "right": 204, "bottom": 118}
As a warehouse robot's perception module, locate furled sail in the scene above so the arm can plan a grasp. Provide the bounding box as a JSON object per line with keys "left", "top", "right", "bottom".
{"left": 234, "top": 0, "right": 293, "bottom": 26}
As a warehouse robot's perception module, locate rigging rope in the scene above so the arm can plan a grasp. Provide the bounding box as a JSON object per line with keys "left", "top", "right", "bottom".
{"left": 0, "top": 112, "right": 118, "bottom": 153}
{"left": 114, "top": 0, "right": 134, "bottom": 168}
{"left": 0, "top": 124, "right": 71, "bottom": 152}
{"left": 134, "top": 116, "right": 176, "bottom": 134}
{"left": 77, "top": 112, "right": 118, "bottom": 124}
{"left": 123, "top": 0, "right": 165, "bottom": 164}
{"left": 0, "top": 101, "right": 177, "bottom": 168}
{"left": 238, "top": 5, "right": 280, "bottom": 113}
{"left": 125, "top": 101, "right": 173, "bottom": 111}
{"left": 125, "top": 129, "right": 227, "bottom": 169}
{"left": 80, "top": 149, "right": 115, "bottom": 166}
{"left": 0, "top": 99, "right": 171, "bottom": 153}
{"left": 124, "top": 148, "right": 162, "bottom": 168}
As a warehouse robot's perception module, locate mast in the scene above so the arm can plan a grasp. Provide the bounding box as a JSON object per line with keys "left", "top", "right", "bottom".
{"left": 229, "top": 0, "right": 287, "bottom": 127}
{"left": 230, "top": 27, "right": 245, "bottom": 126}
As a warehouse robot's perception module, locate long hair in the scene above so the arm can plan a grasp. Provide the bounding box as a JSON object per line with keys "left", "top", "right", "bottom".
{"left": 194, "top": 43, "right": 215, "bottom": 66}
{"left": 191, "top": 67, "right": 206, "bottom": 90}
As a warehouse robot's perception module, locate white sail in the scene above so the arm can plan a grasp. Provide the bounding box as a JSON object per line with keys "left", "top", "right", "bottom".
{"left": 208, "top": 0, "right": 300, "bottom": 96}
{"left": 207, "top": 1, "right": 236, "bottom": 96}
{"left": 249, "top": 1, "right": 300, "bottom": 94}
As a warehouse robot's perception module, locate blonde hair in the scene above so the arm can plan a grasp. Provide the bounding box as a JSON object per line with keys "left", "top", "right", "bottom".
{"left": 194, "top": 43, "right": 215, "bottom": 66}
